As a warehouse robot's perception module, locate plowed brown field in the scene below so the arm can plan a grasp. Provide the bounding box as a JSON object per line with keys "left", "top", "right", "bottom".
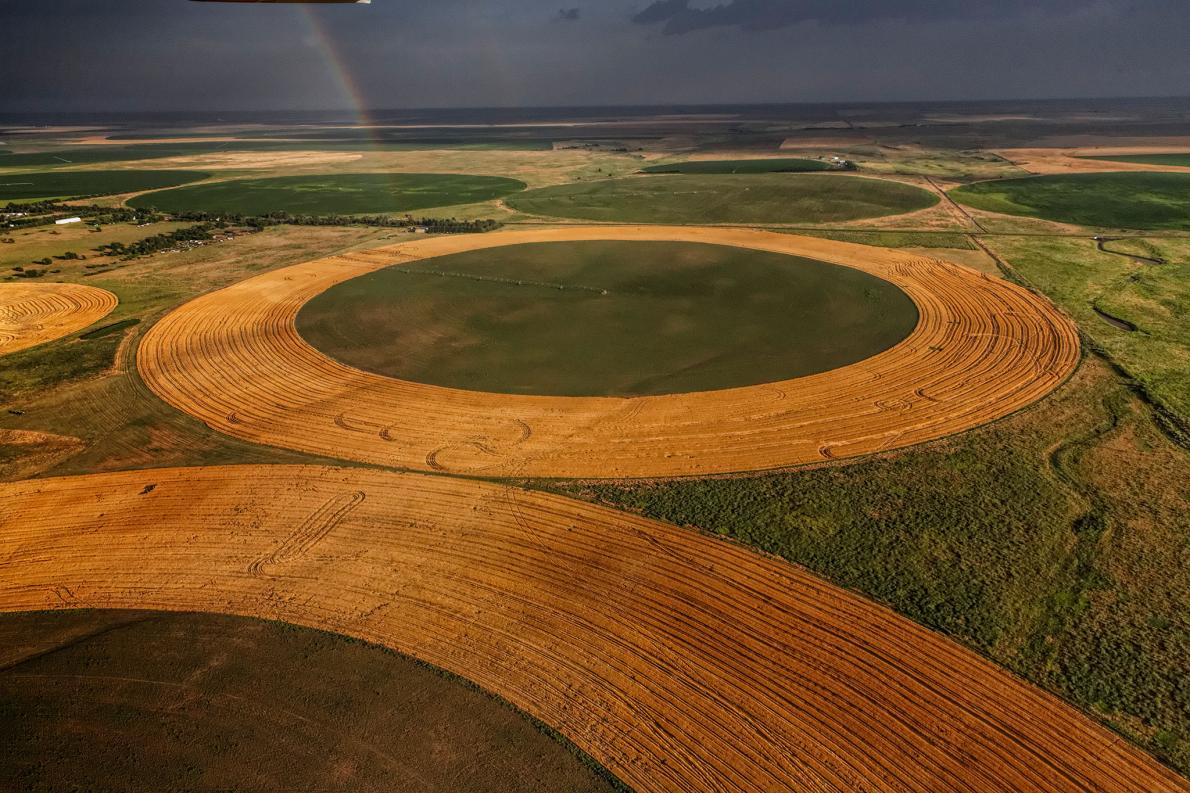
{"left": 0, "top": 283, "right": 117, "bottom": 355}
{"left": 1, "top": 465, "right": 1182, "bottom": 793}
{"left": 997, "top": 147, "right": 1190, "bottom": 175}
{"left": 138, "top": 226, "right": 1080, "bottom": 478}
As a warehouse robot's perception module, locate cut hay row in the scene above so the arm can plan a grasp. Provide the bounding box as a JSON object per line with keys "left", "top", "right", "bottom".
{"left": 138, "top": 226, "right": 1080, "bottom": 478}
{"left": 1, "top": 465, "right": 1181, "bottom": 792}
{"left": 0, "top": 282, "right": 118, "bottom": 356}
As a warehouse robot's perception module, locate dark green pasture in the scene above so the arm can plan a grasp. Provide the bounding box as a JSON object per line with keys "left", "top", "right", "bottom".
{"left": 506, "top": 174, "right": 937, "bottom": 224}
{"left": 951, "top": 172, "right": 1190, "bottom": 230}
{"left": 130, "top": 173, "right": 526, "bottom": 215}
{"left": 1080, "top": 153, "right": 1190, "bottom": 168}
{"left": 297, "top": 240, "right": 919, "bottom": 397}
{"left": 641, "top": 158, "right": 833, "bottom": 174}
{"left": 0, "top": 170, "right": 208, "bottom": 202}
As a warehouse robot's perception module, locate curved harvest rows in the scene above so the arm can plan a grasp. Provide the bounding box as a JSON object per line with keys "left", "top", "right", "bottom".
{"left": 139, "top": 226, "right": 1079, "bottom": 478}
{"left": 1, "top": 466, "right": 1183, "bottom": 793}
{"left": 0, "top": 282, "right": 117, "bottom": 356}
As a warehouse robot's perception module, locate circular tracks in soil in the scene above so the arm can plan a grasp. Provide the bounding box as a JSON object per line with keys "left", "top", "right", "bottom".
{"left": 138, "top": 225, "right": 1080, "bottom": 479}
{"left": 0, "top": 282, "right": 117, "bottom": 355}
{"left": 1, "top": 466, "right": 1182, "bottom": 793}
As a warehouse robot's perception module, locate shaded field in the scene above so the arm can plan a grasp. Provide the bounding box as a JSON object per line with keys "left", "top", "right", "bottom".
{"left": 0, "top": 170, "right": 207, "bottom": 202}
{"left": 951, "top": 173, "right": 1190, "bottom": 230}
{"left": 0, "top": 465, "right": 1181, "bottom": 793}
{"left": 297, "top": 240, "right": 918, "bottom": 397}
{"left": 985, "top": 235, "right": 1190, "bottom": 424}
{"left": 506, "top": 174, "right": 938, "bottom": 225}
{"left": 1082, "top": 153, "right": 1190, "bottom": 168}
{"left": 130, "top": 172, "right": 526, "bottom": 215}
{"left": 0, "top": 610, "right": 617, "bottom": 793}
{"left": 555, "top": 356, "right": 1190, "bottom": 776}
{"left": 641, "top": 158, "right": 832, "bottom": 174}
{"left": 139, "top": 226, "right": 1078, "bottom": 478}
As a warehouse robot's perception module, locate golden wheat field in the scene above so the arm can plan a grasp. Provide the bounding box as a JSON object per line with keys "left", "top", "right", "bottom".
{"left": 137, "top": 226, "right": 1080, "bottom": 479}
{"left": 1, "top": 465, "right": 1183, "bottom": 793}
{"left": 0, "top": 282, "right": 117, "bottom": 355}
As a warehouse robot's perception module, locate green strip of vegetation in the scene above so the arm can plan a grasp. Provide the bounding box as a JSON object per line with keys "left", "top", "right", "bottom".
{"left": 641, "top": 158, "right": 836, "bottom": 174}
{"left": 0, "top": 170, "right": 208, "bottom": 202}
{"left": 79, "top": 318, "right": 141, "bottom": 341}
{"left": 1080, "top": 153, "right": 1190, "bottom": 168}
{"left": 129, "top": 173, "right": 526, "bottom": 216}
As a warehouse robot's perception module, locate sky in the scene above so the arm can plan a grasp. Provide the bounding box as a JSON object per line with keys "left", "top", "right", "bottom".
{"left": 3, "top": 0, "right": 1190, "bottom": 113}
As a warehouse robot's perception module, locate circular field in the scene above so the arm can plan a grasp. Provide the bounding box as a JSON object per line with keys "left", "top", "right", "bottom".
{"left": 138, "top": 226, "right": 1080, "bottom": 479}
{"left": 296, "top": 240, "right": 919, "bottom": 397}
{"left": 0, "top": 170, "right": 207, "bottom": 202}
{"left": 0, "top": 465, "right": 1180, "bottom": 793}
{"left": 951, "top": 172, "right": 1190, "bottom": 230}
{"left": 0, "top": 609, "right": 614, "bottom": 793}
{"left": 130, "top": 172, "right": 527, "bottom": 215}
{"left": 0, "top": 282, "right": 118, "bottom": 355}
{"left": 506, "top": 173, "right": 938, "bottom": 224}
{"left": 641, "top": 158, "right": 832, "bottom": 174}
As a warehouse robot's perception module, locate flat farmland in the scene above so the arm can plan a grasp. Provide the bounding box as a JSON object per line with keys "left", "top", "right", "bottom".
{"left": 129, "top": 172, "right": 527, "bottom": 215}
{"left": 0, "top": 170, "right": 208, "bottom": 202}
{"left": 951, "top": 172, "right": 1190, "bottom": 230}
{"left": 0, "top": 465, "right": 1181, "bottom": 793}
{"left": 0, "top": 610, "right": 615, "bottom": 793}
{"left": 296, "top": 240, "right": 919, "bottom": 397}
{"left": 0, "top": 283, "right": 117, "bottom": 355}
{"left": 507, "top": 173, "right": 939, "bottom": 224}
{"left": 640, "top": 158, "right": 833, "bottom": 174}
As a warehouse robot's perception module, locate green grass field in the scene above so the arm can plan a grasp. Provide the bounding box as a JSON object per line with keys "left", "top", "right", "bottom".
{"left": 296, "top": 240, "right": 919, "bottom": 397}
{"left": 0, "top": 610, "right": 617, "bottom": 793}
{"left": 951, "top": 173, "right": 1190, "bottom": 230}
{"left": 506, "top": 173, "right": 939, "bottom": 225}
{"left": 130, "top": 172, "right": 526, "bottom": 215}
{"left": 1081, "top": 153, "right": 1190, "bottom": 168}
{"left": 985, "top": 235, "right": 1190, "bottom": 424}
{"left": 0, "top": 170, "right": 208, "bottom": 202}
{"left": 641, "top": 158, "right": 832, "bottom": 174}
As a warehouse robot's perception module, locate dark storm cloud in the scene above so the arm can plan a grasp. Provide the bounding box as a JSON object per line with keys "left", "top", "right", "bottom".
{"left": 633, "top": 0, "right": 1126, "bottom": 33}
{"left": 2, "top": 0, "right": 1190, "bottom": 113}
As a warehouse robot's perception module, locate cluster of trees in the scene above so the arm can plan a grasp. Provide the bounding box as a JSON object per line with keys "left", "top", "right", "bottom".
{"left": 156, "top": 209, "right": 503, "bottom": 234}
{"left": 94, "top": 223, "right": 225, "bottom": 260}
{"left": 6, "top": 199, "right": 503, "bottom": 236}
{"left": 2, "top": 201, "right": 161, "bottom": 230}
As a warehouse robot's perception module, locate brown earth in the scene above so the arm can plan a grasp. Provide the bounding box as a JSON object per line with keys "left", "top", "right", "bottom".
{"left": 996, "top": 146, "right": 1190, "bottom": 175}
{"left": 0, "top": 465, "right": 1182, "bottom": 793}
{"left": 137, "top": 226, "right": 1080, "bottom": 479}
{"left": 0, "top": 283, "right": 117, "bottom": 356}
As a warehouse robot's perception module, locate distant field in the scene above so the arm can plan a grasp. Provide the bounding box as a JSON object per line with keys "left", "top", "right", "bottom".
{"left": 297, "top": 240, "right": 919, "bottom": 397}
{"left": 951, "top": 173, "right": 1190, "bottom": 230}
{"left": 130, "top": 172, "right": 526, "bottom": 215}
{"left": 507, "top": 173, "right": 938, "bottom": 224}
{"left": 0, "top": 610, "right": 616, "bottom": 793}
{"left": 1081, "top": 153, "right": 1190, "bottom": 168}
{"left": 0, "top": 170, "right": 207, "bottom": 202}
{"left": 641, "top": 158, "right": 833, "bottom": 174}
